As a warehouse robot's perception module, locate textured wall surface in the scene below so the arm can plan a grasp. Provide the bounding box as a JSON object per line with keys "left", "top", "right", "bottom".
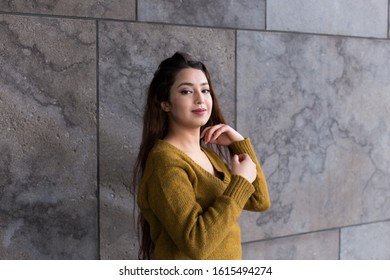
{"left": 0, "top": 14, "right": 97, "bottom": 259}
{"left": 0, "top": 0, "right": 136, "bottom": 20}
{"left": 267, "top": 0, "right": 388, "bottom": 38}
{"left": 237, "top": 31, "right": 390, "bottom": 259}
{"left": 1, "top": 0, "right": 389, "bottom": 260}
{"left": 138, "top": 0, "right": 266, "bottom": 29}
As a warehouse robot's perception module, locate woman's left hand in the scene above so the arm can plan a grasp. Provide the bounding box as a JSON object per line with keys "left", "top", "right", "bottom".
{"left": 201, "top": 124, "right": 244, "bottom": 146}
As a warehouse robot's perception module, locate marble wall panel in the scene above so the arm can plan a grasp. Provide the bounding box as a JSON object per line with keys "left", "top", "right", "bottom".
{"left": 340, "top": 221, "right": 390, "bottom": 259}
{"left": 99, "top": 22, "right": 235, "bottom": 259}
{"left": 138, "top": 0, "right": 266, "bottom": 30}
{"left": 267, "top": 0, "right": 388, "bottom": 38}
{"left": 0, "top": 15, "right": 97, "bottom": 259}
{"left": 242, "top": 230, "right": 339, "bottom": 260}
{"left": 0, "top": 0, "right": 136, "bottom": 20}
{"left": 237, "top": 31, "right": 390, "bottom": 243}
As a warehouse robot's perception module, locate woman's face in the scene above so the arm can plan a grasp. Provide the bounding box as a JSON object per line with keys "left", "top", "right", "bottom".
{"left": 162, "top": 68, "right": 213, "bottom": 131}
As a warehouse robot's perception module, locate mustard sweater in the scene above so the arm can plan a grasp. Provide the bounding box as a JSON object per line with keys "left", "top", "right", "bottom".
{"left": 137, "top": 138, "right": 270, "bottom": 260}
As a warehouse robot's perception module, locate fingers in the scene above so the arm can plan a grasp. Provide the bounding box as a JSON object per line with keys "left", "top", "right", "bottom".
{"left": 236, "top": 153, "right": 252, "bottom": 164}
{"left": 201, "top": 124, "right": 244, "bottom": 145}
{"left": 237, "top": 153, "right": 249, "bottom": 162}
{"left": 231, "top": 153, "right": 257, "bottom": 183}
{"left": 201, "top": 124, "right": 227, "bottom": 144}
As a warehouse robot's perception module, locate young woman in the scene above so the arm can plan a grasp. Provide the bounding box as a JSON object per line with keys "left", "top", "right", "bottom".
{"left": 133, "top": 52, "right": 270, "bottom": 260}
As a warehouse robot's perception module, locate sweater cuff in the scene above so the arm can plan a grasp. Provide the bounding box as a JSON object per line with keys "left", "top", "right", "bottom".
{"left": 223, "top": 175, "right": 255, "bottom": 208}
{"left": 229, "top": 138, "right": 256, "bottom": 159}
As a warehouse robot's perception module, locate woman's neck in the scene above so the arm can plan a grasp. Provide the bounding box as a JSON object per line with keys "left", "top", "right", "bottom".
{"left": 164, "top": 128, "right": 202, "bottom": 153}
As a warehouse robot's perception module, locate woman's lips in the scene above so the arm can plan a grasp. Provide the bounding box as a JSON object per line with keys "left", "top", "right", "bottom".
{"left": 192, "top": 108, "right": 207, "bottom": 115}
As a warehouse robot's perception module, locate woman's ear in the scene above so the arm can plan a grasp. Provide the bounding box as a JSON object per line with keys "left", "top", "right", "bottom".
{"left": 161, "top": 101, "right": 171, "bottom": 112}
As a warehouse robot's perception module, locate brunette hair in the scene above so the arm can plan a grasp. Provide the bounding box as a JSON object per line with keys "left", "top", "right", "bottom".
{"left": 133, "top": 52, "right": 228, "bottom": 259}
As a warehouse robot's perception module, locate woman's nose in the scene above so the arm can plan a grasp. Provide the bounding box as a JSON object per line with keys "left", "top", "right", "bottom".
{"left": 195, "top": 90, "right": 204, "bottom": 103}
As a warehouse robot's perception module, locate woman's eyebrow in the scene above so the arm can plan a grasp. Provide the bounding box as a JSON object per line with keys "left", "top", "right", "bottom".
{"left": 177, "top": 82, "right": 209, "bottom": 88}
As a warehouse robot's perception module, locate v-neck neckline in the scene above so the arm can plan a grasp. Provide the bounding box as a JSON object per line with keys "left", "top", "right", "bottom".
{"left": 158, "top": 140, "right": 228, "bottom": 184}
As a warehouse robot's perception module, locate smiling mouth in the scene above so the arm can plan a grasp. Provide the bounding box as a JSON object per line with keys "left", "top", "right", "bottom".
{"left": 192, "top": 108, "right": 207, "bottom": 115}
{"left": 192, "top": 108, "right": 207, "bottom": 113}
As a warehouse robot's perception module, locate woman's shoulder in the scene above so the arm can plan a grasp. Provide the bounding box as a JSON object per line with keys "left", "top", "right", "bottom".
{"left": 146, "top": 140, "right": 187, "bottom": 163}
{"left": 142, "top": 140, "right": 194, "bottom": 181}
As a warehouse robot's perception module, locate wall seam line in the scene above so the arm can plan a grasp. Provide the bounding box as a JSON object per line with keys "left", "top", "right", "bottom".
{"left": 234, "top": 29, "right": 238, "bottom": 129}
{"left": 265, "top": 0, "right": 267, "bottom": 30}
{"left": 135, "top": 0, "right": 138, "bottom": 21}
{"left": 96, "top": 19, "right": 101, "bottom": 260}
{"left": 0, "top": 10, "right": 387, "bottom": 41}
{"left": 338, "top": 228, "right": 342, "bottom": 260}
{"left": 242, "top": 217, "right": 390, "bottom": 246}
{"left": 388, "top": 0, "right": 390, "bottom": 38}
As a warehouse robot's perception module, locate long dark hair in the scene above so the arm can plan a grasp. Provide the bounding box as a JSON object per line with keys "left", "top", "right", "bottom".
{"left": 132, "top": 52, "right": 228, "bottom": 259}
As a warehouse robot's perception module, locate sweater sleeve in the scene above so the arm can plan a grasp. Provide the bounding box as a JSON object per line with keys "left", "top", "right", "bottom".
{"left": 145, "top": 158, "right": 255, "bottom": 260}
{"left": 229, "top": 138, "right": 271, "bottom": 211}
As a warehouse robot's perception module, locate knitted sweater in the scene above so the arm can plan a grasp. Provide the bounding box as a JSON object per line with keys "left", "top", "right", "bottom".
{"left": 137, "top": 138, "right": 270, "bottom": 260}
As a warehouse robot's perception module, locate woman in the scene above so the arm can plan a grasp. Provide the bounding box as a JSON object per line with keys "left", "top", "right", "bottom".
{"left": 133, "top": 52, "right": 270, "bottom": 260}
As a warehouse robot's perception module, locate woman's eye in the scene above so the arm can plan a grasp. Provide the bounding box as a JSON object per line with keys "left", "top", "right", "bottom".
{"left": 180, "top": 90, "right": 192, "bottom": 95}
{"left": 202, "top": 89, "right": 210, "bottom": 94}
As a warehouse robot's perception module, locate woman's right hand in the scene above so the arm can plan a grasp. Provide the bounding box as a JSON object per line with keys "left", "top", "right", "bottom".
{"left": 231, "top": 154, "right": 257, "bottom": 183}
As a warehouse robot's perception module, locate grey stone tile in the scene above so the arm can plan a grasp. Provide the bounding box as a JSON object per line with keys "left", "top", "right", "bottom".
{"left": 341, "top": 221, "right": 390, "bottom": 259}
{"left": 138, "top": 0, "right": 265, "bottom": 29}
{"left": 0, "top": 0, "right": 136, "bottom": 20}
{"left": 99, "top": 21, "right": 235, "bottom": 259}
{"left": 267, "top": 0, "right": 388, "bottom": 38}
{"left": 237, "top": 31, "right": 390, "bottom": 242}
{"left": 242, "top": 230, "right": 339, "bottom": 260}
{"left": 0, "top": 15, "right": 97, "bottom": 259}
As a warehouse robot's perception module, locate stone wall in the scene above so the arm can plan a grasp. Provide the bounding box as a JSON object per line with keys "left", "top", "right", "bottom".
{"left": 1, "top": 0, "right": 389, "bottom": 260}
